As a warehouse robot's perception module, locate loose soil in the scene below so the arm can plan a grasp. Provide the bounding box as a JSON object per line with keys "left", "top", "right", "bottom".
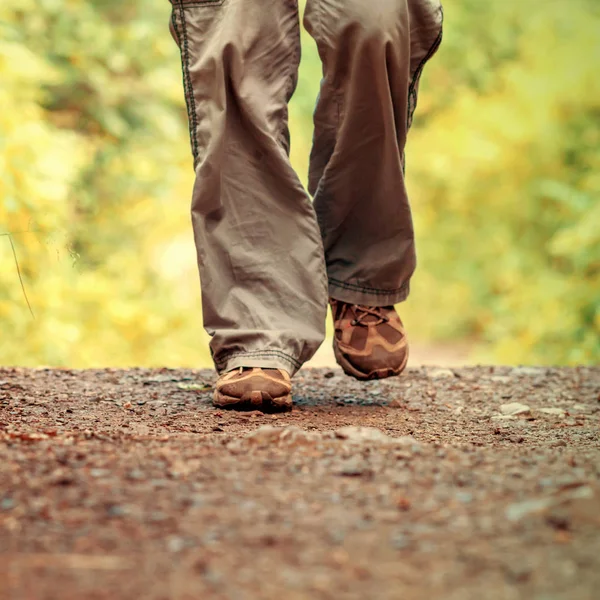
{"left": 1, "top": 366, "right": 599, "bottom": 600}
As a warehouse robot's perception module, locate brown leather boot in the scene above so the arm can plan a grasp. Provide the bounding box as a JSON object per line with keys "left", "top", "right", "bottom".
{"left": 213, "top": 367, "right": 293, "bottom": 411}
{"left": 330, "top": 299, "right": 409, "bottom": 380}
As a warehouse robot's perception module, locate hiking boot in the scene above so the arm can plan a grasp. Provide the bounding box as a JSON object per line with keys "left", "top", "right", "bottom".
{"left": 330, "top": 299, "right": 409, "bottom": 380}
{"left": 213, "top": 367, "right": 293, "bottom": 411}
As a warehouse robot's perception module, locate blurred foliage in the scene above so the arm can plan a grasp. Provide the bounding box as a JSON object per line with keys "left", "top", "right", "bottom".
{"left": 404, "top": 0, "right": 600, "bottom": 364}
{"left": 0, "top": 0, "right": 199, "bottom": 366}
{"left": 1, "top": 0, "right": 598, "bottom": 367}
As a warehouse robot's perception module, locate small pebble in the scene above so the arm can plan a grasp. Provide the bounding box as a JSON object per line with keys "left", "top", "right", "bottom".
{"left": 538, "top": 408, "right": 566, "bottom": 416}
{"left": 429, "top": 368, "right": 455, "bottom": 379}
{"left": 505, "top": 498, "right": 552, "bottom": 522}
{"left": 500, "top": 402, "right": 531, "bottom": 416}
{"left": 390, "top": 532, "right": 411, "bottom": 550}
{"left": 1, "top": 498, "right": 15, "bottom": 511}
{"left": 90, "top": 469, "right": 110, "bottom": 478}
{"left": 106, "top": 505, "right": 127, "bottom": 518}
{"left": 505, "top": 563, "right": 532, "bottom": 583}
{"left": 334, "top": 458, "right": 372, "bottom": 477}
{"left": 456, "top": 492, "right": 473, "bottom": 504}
{"left": 335, "top": 426, "right": 390, "bottom": 443}
{"left": 167, "top": 536, "right": 187, "bottom": 553}
{"left": 149, "top": 511, "right": 168, "bottom": 522}
{"left": 512, "top": 367, "right": 545, "bottom": 377}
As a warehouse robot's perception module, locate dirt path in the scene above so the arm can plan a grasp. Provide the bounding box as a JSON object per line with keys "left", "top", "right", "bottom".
{"left": 1, "top": 367, "right": 599, "bottom": 600}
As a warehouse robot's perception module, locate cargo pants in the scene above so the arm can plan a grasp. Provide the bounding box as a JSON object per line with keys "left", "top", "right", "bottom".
{"left": 168, "top": 0, "right": 443, "bottom": 375}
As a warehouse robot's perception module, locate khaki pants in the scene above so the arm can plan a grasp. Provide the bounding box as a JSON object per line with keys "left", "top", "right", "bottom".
{"left": 168, "top": 0, "right": 443, "bottom": 375}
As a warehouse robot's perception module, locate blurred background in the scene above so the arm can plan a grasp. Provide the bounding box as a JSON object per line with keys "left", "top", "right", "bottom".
{"left": 1, "top": 0, "right": 598, "bottom": 368}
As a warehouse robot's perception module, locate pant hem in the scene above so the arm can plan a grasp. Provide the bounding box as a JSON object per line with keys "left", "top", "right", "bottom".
{"left": 328, "top": 279, "right": 410, "bottom": 307}
{"left": 214, "top": 350, "right": 302, "bottom": 376}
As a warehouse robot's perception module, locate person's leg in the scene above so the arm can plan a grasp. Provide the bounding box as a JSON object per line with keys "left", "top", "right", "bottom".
{"left": 304, "top": 0, "right": 443, "bottom": 306}
{"left": 304, "top": 0, "right": 443, "bottom": 379}
{"left": 168, "top": 0, "right": 328, "bottom": 382}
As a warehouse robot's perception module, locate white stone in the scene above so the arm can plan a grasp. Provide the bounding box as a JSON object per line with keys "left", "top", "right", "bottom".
{"left": 335, "top": 426, "right": 390, "bottom": 442}
{"left": 394, "top": 436, "right": 421, "bottom": 447}
{"left": 500, "top": 402, "right": 531, "bottom": 416}
{"left": 429, "top": 368, "right": 455, "bottom": 379}
{"left": 505, "top": 498, "right": 553, "bottom": 522}
{"left": 242, "top": 425, "right": 321, "bottom": 446}
{"left": 334, "top": 427, "right": 419, "bottom": 447}
{"left": 511, "top": 367, "right": 544, "bottom": 377}
{"left": 537, "top": 408, "right": 566, "bottom": 416}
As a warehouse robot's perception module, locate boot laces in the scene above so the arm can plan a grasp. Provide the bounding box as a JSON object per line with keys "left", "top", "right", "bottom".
{"left": 337, "top": 303, "right": 390, "bottom": 327}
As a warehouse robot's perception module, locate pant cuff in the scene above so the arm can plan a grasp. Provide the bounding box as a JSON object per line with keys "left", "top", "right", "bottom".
{"left": 214, "top": 350, "right": 302, "bottom": 377}
{"left": 328, "top": 279, "right": 410, "bottom": 307}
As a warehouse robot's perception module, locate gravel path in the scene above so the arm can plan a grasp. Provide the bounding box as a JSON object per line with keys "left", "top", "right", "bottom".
{"left": 1, "top": 366, "right": 599, "bottom": 600}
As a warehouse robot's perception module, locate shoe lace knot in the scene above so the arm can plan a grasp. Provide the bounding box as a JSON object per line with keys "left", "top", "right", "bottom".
{"left": 349, "top": 305, "right": 390, "bottom": 327}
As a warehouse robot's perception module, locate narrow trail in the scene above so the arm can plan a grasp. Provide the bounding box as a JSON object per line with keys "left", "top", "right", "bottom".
{"left": 1, "top": 366, "right": 599, "bottom": 599}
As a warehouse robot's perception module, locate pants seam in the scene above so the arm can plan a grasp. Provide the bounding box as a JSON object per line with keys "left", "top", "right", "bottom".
{"left": 407, "top": 6, "right": 444, "bottom": 130}
{"left": 308, "top": 1, "right": 344, "bottom": 224}
{"left": 175, "top": 1, "right": 200, "bottom": 162}
{"left": 329, "top": 278, "right": 410, "bottom": 295}
{"left": 174, "top": 1, "right": 224, "bottom": 6}
{"left": 279, "top": 1, "right": 301, "bottom": 152}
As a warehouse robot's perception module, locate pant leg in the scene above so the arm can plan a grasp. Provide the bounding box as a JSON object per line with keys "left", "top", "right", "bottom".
{"left": 304, "top": 0, "right": 443, "bottom": 307}
{"left": 169, "top": 0, "right": 328, "bottom": 375}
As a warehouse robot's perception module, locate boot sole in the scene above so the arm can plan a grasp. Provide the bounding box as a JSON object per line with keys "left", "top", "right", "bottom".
{"left": 333, "top": 341, "right": 409, "bottom": 381}
{"left": 213, "top": 389, "right": 293, "bottom": 412}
